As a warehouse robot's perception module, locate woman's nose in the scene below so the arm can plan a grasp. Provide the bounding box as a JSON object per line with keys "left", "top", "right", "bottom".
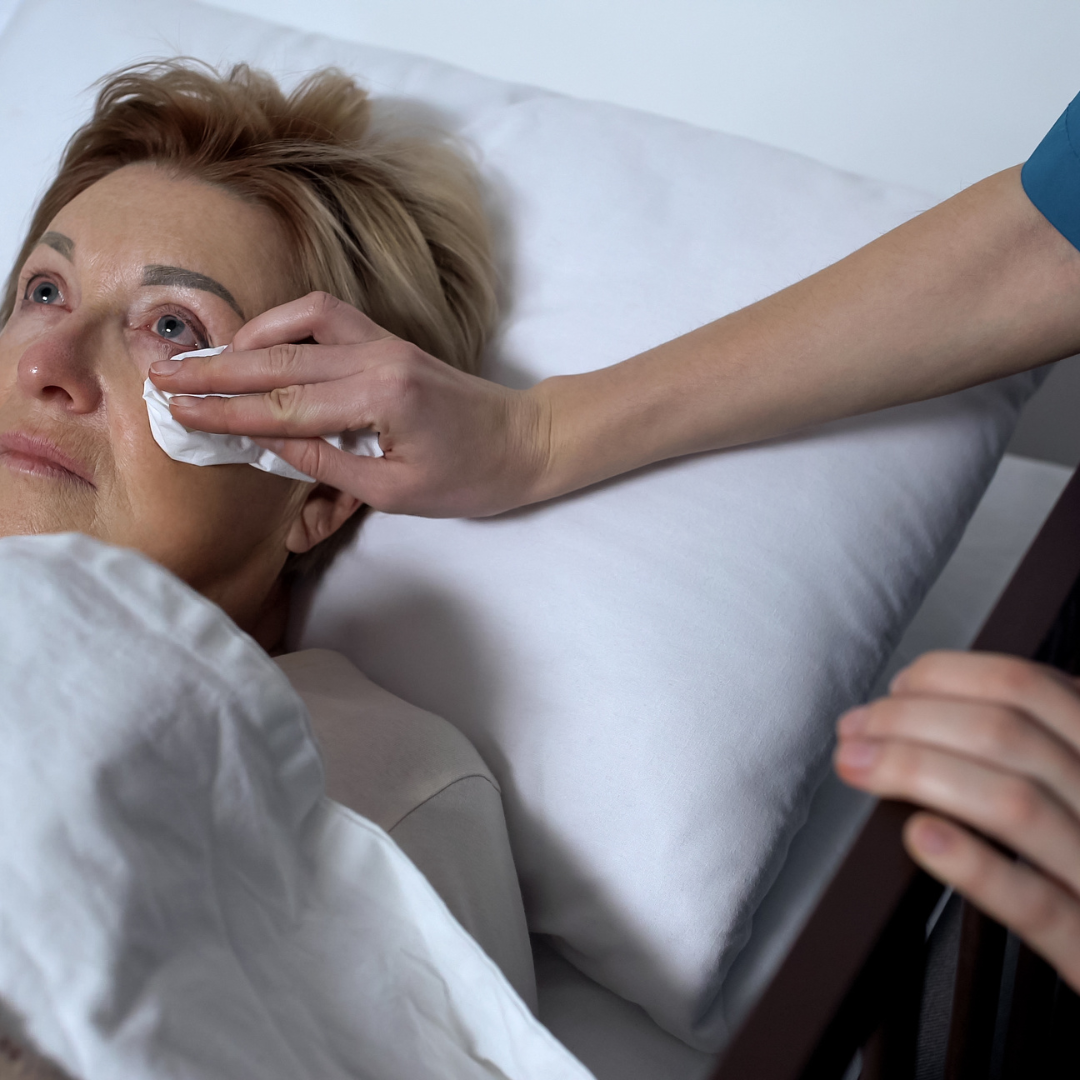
{"left": 16, "top": 328, "right": 104, "bottom": 414}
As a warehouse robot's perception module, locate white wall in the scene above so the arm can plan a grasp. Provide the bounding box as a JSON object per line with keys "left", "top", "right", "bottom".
{"left": 208, "top": 0, "right": 1080, "bottom": 199}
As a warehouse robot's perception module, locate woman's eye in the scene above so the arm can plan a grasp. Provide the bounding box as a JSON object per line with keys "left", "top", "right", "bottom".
{"left": 153, "top": 314, "right": 204, "bottom": 349}
{"left": 29, "top": 280, "right": 61, "bottom": 305}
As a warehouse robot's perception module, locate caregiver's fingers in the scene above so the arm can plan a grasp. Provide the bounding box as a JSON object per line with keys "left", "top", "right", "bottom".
{"left": 889, "top": 651, "right": 1080, "bottom": 754}
{"left": 837, "top": 695, "right": 1080, "bottom": 821}
{"left": 151, "top": 338, "right": 408, "bottom": 396}
{"left": 250, "top": 435, "right": 484, "bottom": 516}
{"left": 168, "top": 373, "right": 381, "bottom": 438}
{"left": 250, "top": 436, "right": 391, "bottom": 502}
{"left": 231, "top": 291, "right": 391, "bottom": 352}
{"left": 834, "top": 737, "right": 1080, "bottom": 895}
{"left": 903, "top": 813, "right": 1080, "bottom": 994}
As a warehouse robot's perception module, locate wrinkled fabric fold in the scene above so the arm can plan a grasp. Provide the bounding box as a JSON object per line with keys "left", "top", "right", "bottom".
{"left": 0, "top": 534, "right": 591, "bottom": 1080}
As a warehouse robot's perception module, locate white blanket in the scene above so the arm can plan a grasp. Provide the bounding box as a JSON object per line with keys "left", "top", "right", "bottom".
{"left": 0, "top": 533, "right": 591, "bottom": 1080}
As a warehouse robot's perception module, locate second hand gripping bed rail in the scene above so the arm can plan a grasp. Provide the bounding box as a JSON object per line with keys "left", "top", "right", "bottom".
{"left": 709, "top": 463, "right": 1080, "bottom": 1080}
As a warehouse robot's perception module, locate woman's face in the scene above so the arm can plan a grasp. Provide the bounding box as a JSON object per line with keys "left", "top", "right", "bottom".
{"left": 0, "top": 164, "right": 353, "bottom": 634}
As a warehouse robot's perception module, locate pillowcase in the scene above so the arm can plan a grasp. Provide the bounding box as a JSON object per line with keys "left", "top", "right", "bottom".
{"left": 0, "top": 0, "right": 1041, "bottom": 1048}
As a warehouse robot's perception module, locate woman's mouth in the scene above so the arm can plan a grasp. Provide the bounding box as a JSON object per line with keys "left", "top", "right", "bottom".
{"left": 0, "top": 432, "right": 95, "bottom": 487}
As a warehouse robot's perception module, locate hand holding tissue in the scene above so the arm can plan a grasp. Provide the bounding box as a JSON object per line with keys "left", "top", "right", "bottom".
{"left": 144, "top": 345, "right": 383, "bottom": 483}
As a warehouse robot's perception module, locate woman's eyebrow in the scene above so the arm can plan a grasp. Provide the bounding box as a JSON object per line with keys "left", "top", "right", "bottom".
{"left": 141, "top": 264, "right": 245, "bottom": 319}
{"left": 40, "top": 231, "right": 74, "bottom": 261}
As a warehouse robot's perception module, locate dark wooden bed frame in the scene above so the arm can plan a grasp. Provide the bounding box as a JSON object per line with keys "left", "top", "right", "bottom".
{"left": 710, "top": 463, "right": 1080, "bottom": 1080}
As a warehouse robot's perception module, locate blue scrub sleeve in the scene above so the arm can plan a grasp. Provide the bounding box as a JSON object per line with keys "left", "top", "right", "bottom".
{"left": 1023, "top": 93, "right": 1080, "bottom": 251}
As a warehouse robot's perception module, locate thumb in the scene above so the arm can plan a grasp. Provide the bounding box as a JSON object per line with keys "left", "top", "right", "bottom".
{"left": 253, "top": 437, "right": 395, "bottom": 507}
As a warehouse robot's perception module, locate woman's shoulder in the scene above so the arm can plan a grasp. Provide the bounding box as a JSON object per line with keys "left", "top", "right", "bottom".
{"left": 274, "top": 648, "right": 498, "bottom": 832}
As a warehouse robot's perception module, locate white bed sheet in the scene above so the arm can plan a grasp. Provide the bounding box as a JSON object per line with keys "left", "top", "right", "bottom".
{"left": 0, "top": 534, "right": 592, "bottom": 1080}
{"left": 534, "top": 452, "right": 1073, "bottom": 1080}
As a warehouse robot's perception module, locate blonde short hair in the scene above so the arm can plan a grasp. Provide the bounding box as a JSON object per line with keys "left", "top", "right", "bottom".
{"left": 3, "top": 60, "right": 499, "bottom": 578}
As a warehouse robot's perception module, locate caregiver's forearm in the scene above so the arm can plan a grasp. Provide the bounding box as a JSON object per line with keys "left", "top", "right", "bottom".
{"left": 527, "top": 165, "right": 1080, "bottom": 502}
{"left": 158, "top": 165, "right": 1080, "bottom": 518}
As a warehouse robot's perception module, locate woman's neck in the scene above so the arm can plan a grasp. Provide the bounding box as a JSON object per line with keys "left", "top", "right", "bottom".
{"left": 248, "top": 574, "right": 291, "bottom": 655}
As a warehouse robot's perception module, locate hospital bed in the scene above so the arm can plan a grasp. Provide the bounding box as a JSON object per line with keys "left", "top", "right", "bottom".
{"left": 0, "top": 0, "right": 1075, "bottom": 1076}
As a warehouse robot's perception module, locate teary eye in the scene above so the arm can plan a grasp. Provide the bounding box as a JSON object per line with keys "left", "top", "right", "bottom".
{"left": 153, "top": 314, "right": 203, "bottom": 348}
{"left": 156, "top": 314, "right": 187, "bottom": 340}
{"left": 30, "top": 281, "right": 61, "bottom": 305}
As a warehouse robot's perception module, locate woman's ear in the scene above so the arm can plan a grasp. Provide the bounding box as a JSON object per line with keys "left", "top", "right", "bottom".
{"left": 284, "top": 484, "right": 363, "bottom": 554}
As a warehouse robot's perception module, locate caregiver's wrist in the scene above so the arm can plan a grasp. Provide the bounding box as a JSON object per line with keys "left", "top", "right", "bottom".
{"left": 522, "top": 371, "right": 650, "bottom": 507}
{"left": 513, "top": 378, "right": 564, "bottom": 508}
{"left": 517, "top": 375, "right": 600, "bottom": 507}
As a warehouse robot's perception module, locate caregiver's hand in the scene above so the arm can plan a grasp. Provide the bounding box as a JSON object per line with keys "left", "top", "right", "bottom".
{"left": 834, "top": 651, "right": 1080, "bottom": 992}
{"left": 147, "top": 292, "right": 549, "bottom": 517}
{"left": 150, "top": 168, "right": 1080, "bottom": 518}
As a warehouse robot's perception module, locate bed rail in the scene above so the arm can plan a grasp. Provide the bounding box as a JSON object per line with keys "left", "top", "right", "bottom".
{"left": 709, "top": 461, "right": 1080, "bottom": 1080}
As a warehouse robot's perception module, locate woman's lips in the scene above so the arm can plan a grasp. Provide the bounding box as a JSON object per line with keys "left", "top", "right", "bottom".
{"left": 0, "top": 432, "right": 95, "bottom": 487}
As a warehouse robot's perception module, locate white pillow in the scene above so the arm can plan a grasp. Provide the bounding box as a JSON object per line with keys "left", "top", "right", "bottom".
{"left": 0, "top": 0, "right": 1041, "bottom": 1049}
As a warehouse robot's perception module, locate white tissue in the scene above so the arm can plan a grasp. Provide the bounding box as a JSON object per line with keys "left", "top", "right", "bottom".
{"left": 143, "top": 345, "right": 383, "bottom": 483}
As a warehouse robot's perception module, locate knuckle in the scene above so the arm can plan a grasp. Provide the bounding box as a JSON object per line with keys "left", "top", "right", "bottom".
{"left": 994, "top": 777, "right": 1044, "bottom": 831}
{"left": 266, "top": 342, "right": 303, "bottom": 379}
{"left": 188, "top": 355, "right": 214, "bottom": 379}
{"left": 982, "top": 709, "right": 1028, "bottom": 758}
{"left": 266, "top": 384, "right": 302, "bottom": 420}
{"left": 992, "top": 656, "right": 1041, "bottom": 696}
{"left": 294, "top": 439, "right": 325, "bottom": 477}
{"left": 378, "top": 359, "right": 424, "bottom": 401}
{"left": 386, "top": 337, "right": 423, "bottom": 363}
{"left": 307, "top": 290, "right": 341, "bottom": 319}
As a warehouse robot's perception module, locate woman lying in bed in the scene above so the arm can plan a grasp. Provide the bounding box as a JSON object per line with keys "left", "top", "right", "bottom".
{"left": 0, "top": 58, "right": 535, "bottom": 1034}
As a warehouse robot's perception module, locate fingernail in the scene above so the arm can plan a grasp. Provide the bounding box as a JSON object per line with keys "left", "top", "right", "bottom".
{"left": 838, "top": 707, "right": 869, "bottom": 735}
{"left": 170, "top": 396, "right": 198, "bottom": 409}
{"left": 150, "top": 359, "right": 182, "bottom": 375}
{"left": 912, "top": 819, "right": 953, "bottom": 855}
{"left": 836, "top": 739, "right": 880, "bottom": 769}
